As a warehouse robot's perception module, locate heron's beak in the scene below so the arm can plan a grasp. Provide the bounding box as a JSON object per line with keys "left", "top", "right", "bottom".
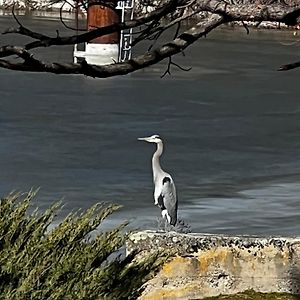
{"left": 138, "top": 137, "right": 151, "bottom": 142}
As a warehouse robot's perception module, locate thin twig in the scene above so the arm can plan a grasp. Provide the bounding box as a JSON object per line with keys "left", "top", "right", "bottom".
{"left": 59, "top": 1, "right": 86, "bottom": 32}
{"left": 147, "top": 30, "right": 164, "bottom": 51}
{"left": 241, "top": 20, "right": 250, "bottom": 34}
{"left": 174, "top": 21, "right": 181, "bottom": 39}
{"left": 12, "top": 4, "right": 22, "bottom": 27}
{"left": 161, "top": 57, "right": 172, "bottom": 78}
{"left": 171, "top": 61, "right": 192, "bottom": 72}
{"left": 133, "top": 10, "right": 200, "bottom": 47}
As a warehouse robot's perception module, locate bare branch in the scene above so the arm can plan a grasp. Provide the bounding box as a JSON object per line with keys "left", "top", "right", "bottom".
{"left": 133, "top": 10, "right": 201, "bottom": 47}
{"left": 59, "top": 1, "right": 86, "bottom": 32}
{"left": 161, "top": 57, "right": 192, "bottom": 78}
{"left": 171, "top": 61, "right": 192, "bottom": 72}
{"left": 241, "top": 20, "right": 250, "bottom": 34}
{"left": 2, "top": 5, "right": 50, "bottom": 40}
{"left": 1, "top": 0, "right": 300, "bottom": 77}
{"left": 12, "top": 4, "right": 22, "bottom": 27}
{"left": 278, "top": 61, "right": 300, "bottom": 71}
{"left": 0, "top": 46, "right": 41, "bottom": 65}
{"left": 174, "top": 21, "right": 181, "bottom": 39}
{"left": 197, "top": 1, "right": 300, "bottom": 25}
{"left": 161, "top": 57, "right": 172, "bottom": 78}
{"left": 3, "top": 10, "right": 50, "bottom": 41}
{"left": 3, "top": 0, "right": 300, "bottom": 51}
{"left": 0, "top": 15, "right": 225, "bottom": 78}
{"left": 1, "top": 0, "right": 179, "bottom": 53}
{"left": 147, "top": 30, "right": 164, "bottom": 51}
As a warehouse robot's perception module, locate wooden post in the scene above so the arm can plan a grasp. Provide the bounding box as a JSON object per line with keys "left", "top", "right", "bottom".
{"left": 87, "top": 2, "right": 120, "bottom": 44}
{"left": 74, "top": 0, "right": 120, "bottom": 65}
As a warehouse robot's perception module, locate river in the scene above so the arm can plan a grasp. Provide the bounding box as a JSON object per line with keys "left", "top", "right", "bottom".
{"left": 0, "top": 15, "right": 300, "bottom": 235}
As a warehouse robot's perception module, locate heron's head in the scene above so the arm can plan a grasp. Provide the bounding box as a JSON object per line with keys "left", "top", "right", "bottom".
{"left": 138, "top": 134, "right": 162, "bottom": 144}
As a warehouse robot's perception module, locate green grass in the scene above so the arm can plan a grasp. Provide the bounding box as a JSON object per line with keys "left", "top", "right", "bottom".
{"left": 0, "top": 190, "right": 167, "bottom": 300}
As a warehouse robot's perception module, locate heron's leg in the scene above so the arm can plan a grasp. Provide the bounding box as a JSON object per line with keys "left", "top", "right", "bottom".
{"left": 157, "top": 217, "right": 165, "bottom": 231}
{"left": 161, "top": 213, "right": 170, "bottom": 232}
{"left": 161, "top": 209, "right": 169, "bottom": 220}
{"left": 164, "top": 218, "right": 168, "bottom": 232}
{"left": 162, "top": 210, "right": 173, "bottom": 232}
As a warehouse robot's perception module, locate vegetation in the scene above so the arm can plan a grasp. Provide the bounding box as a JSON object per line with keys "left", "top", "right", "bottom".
{"left": 0, "top": 190, "right": 167, "bottom": 300}
{"left": 204, "top": 290, "right": 300, "bottom": 300}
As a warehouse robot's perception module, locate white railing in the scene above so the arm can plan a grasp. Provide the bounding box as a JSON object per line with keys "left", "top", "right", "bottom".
{"left": 116, "top": 0, "right": 134, "bottom": 62}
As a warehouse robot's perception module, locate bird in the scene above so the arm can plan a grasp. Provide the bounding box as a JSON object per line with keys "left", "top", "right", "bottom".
{"left": 138, "top": 134, "right": 178, "bottom": 226}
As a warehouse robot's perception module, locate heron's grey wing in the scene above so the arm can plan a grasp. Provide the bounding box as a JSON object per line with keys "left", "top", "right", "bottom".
{"left": 160, "top": 176, "right": 178, "bottom": 225}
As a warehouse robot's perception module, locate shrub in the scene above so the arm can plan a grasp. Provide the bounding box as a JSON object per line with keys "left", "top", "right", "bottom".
{"left": 0, "top": 190, "right": 167, "bottom": 300}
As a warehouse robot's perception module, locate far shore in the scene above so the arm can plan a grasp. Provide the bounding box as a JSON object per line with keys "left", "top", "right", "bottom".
{"left": 0, "top": 7, "right": 299, "bottom": 31}
{"left": 0, "top": 8, "right": 80, "bottom": 20}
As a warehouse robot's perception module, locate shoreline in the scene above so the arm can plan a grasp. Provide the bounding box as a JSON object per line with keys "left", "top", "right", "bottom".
{"left": 0, "top": 8, "right": 299, "bottom": 31}
{"left": 0, "top": 9, "right": 79, "bottom": 20}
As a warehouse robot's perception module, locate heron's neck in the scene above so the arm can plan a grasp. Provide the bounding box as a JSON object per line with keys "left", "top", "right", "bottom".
{"left": 152, "top": 141, "right": 163, "bottom": 180}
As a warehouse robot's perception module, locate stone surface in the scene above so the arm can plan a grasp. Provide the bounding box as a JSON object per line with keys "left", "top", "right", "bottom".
{"left": 127, "top": 231, "right": 300, "bottom": 300}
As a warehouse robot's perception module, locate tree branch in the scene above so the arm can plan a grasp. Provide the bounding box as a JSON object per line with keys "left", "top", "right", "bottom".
{"left": 1, "top": 0, "right": 300, "bottom": 76}
{"left": 5, "top": 1, "right": 300, "bottom": 52}
{"left": 0, "top": 15, "right": 225, "bottom": 78}
{"left": 278, "top": 61, "right": 300, "bottom": 71}
{"left": 1, "top": 0, "right": 179, "bottom": 53}
{"left": 132, "top": 9, "right": 201, "bottom": 47}
{"left": 191, "top": 1, "right": 300, "bottom": 25}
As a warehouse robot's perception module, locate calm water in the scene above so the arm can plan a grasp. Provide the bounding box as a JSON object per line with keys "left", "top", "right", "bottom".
{"left": 0, "top": 16, "right": 300, "bottom": 235}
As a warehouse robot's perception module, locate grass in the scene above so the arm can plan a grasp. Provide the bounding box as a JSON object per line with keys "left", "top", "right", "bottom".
{"left": 0, "top": 190, "right": 168, "bottom": 300}
{"left": 203, "top": 290, "right": 300, "bottom": 300}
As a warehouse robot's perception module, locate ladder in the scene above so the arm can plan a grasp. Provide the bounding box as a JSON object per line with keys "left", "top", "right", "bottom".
{"left": 116, "top": 0, "right": 134, "bottom": 62}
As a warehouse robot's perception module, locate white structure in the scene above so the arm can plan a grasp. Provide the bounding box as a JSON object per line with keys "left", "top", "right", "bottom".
{"left": 117, "top": 0, "right": 134, "bottom": 62}
{"left": 74, "top": 43, "right": 119, "bottom": 65}
{"left": 73, "top": 0, "right": 134, "bottom": 66}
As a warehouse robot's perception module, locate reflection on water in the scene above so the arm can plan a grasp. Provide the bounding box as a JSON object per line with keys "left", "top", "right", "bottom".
{"left": 0, "top": 16, "right": 300, "bottom": 235}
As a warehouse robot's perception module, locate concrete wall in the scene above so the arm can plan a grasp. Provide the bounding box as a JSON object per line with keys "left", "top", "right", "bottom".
{"left": 127, "top": 231, "right": 300, "bottom": 300}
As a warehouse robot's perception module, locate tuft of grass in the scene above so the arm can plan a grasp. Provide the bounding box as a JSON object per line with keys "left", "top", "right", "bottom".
{"left": 0, "top": 190, "right": 168, "bottom": 300}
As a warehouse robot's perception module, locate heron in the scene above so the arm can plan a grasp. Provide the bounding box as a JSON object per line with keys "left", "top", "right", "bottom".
{"left": 138, "top": 134, "right": 178, "bottom": 226}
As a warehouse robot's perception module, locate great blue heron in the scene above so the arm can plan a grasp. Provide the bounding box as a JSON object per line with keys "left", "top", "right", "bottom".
{"left": 138, "top": 134, "right": 178, "bottom": 226}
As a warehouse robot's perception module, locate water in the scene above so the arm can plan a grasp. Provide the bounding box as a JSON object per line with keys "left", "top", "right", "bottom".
{"left": 0, "top": 16, "right": 300, "bottom": 235}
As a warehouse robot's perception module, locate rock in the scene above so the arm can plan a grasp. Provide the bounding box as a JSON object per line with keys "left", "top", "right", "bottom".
{"left": 127, "top": 231, "right": 300, "bottom": 300}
